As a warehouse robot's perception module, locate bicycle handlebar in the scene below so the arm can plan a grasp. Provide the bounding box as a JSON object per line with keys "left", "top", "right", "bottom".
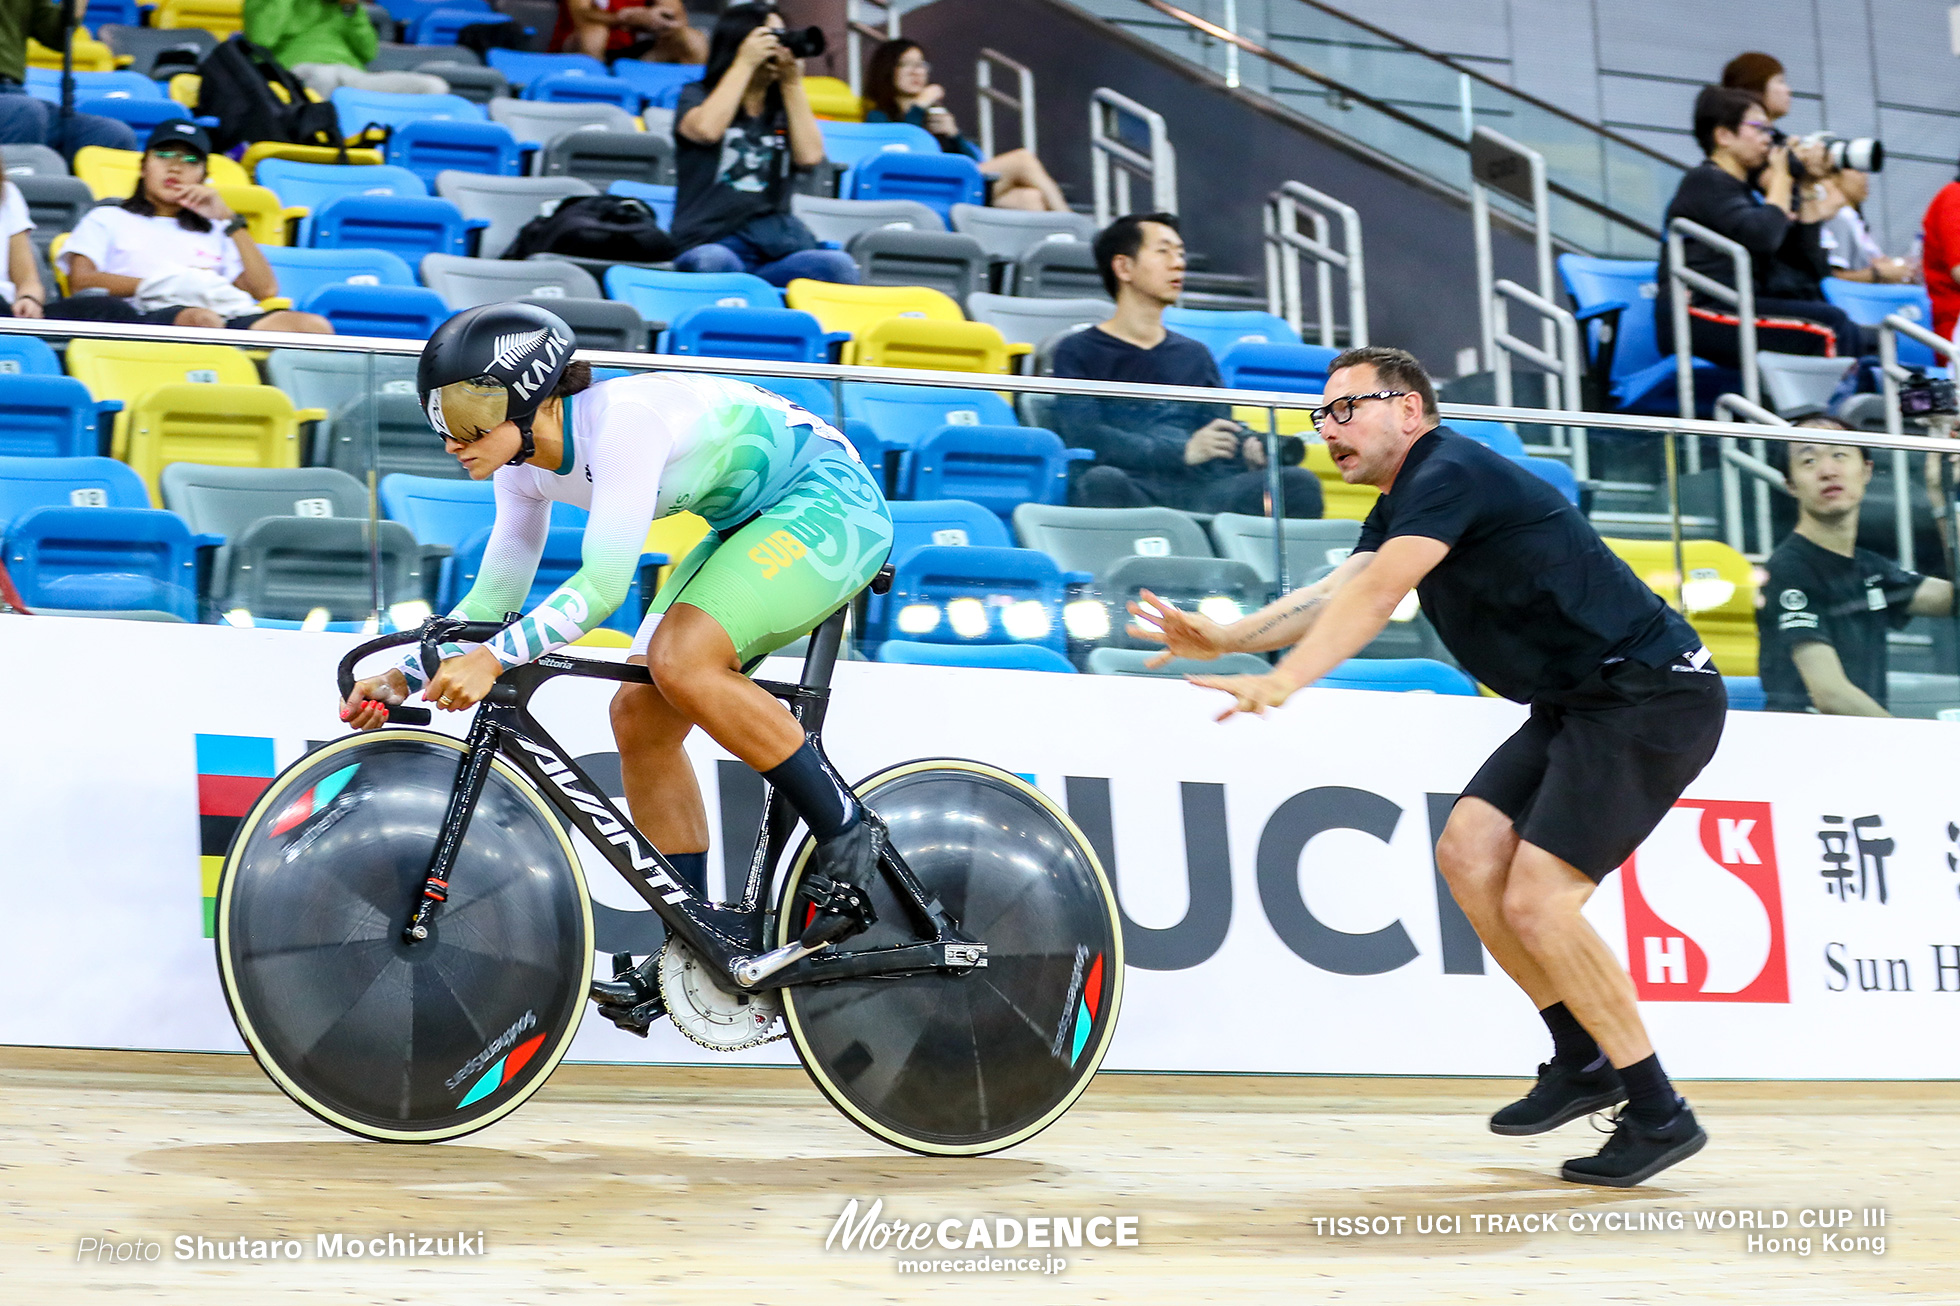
{"left": 336, "top": 617, "right": 512, "bottom": 728}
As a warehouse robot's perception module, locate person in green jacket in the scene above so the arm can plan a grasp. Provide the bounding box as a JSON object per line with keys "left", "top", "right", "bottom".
{"left": 243, "top": 0, "right": 449, "bottom": 98}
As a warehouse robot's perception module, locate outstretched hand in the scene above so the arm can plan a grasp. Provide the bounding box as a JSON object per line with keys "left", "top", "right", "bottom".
{"left": 1186, "top": 671, "right": 1297, "bottom": 722}
{"left": 1126, "top": 588, "right": 1235, "bottom": 669}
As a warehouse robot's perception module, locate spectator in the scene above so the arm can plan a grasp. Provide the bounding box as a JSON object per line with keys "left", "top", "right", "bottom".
{"left": 0, "top": 0, "right": 137, "bottom": 156}
{"left": 1759, "top": 416, "right": 1953, "bottom": 715}
{"left": 670, "top": 4, "right": 856, "bottom": 285}
{"left": 1920, "top": 158, "right": 1960, "bottom": 340}
{"left": 1052, "top": 213, "right": 1323, "bottom": 517}
{"left": 243, "top": 0, "right": 448, "bottom": 99}
{"left": 1655, "top": 86, "right": 1869, "bottom": 371}
{"left": 861, "top": 39, "right": 1067, "bottom": 213}
{"left": 558, "top": 0, "right": 707, "bottom": 64}
{"left": 45, "top": 122, "right": 332, "bottom": 334}
{"left": 0, "top": 166, "right": 43, "bottom": 318}
{"left": 1821, "top": 168, "right": 1915, "bottom": 284}
{"left": 1721, "top": 51, "right": 1791, "bottom": 124}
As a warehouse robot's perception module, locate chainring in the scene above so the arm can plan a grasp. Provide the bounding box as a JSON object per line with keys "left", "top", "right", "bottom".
{"left": 655, "top": 938, "right": 784, "bottom": 1051}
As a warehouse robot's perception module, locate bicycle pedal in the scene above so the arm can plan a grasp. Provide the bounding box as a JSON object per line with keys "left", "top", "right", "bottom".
{"left": 798, "top": 875, "right": 877, "bottom": 948}
{"left": 595, "top": 993, "right": 667, "bottom": 1038}
{"left": 590, "top": 951, "right": 660, "bottom": 1008}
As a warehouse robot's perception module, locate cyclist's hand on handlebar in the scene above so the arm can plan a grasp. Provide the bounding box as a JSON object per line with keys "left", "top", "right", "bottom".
{"left": 423, "top": 646, "right": 503, "bottom": 714}
{"left": 342, "top": 668, "right": 408, "bottom": 731}
{"left": 1127, "top": 588, "right": 1235, "bottom": 669}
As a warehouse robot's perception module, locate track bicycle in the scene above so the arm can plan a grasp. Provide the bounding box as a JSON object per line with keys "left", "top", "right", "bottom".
{"left": 212, "top": 590, "right": 1124, "bottom": 1155}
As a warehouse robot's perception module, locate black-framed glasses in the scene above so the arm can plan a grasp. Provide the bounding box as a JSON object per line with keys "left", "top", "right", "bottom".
{"left": 1309, "top": 391, "right": 1408, "bottom": 429}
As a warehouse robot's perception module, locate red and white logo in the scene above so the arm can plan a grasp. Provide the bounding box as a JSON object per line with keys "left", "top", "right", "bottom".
{"left": 1620, "top": 800, "right": 1788, "bottom": 1003}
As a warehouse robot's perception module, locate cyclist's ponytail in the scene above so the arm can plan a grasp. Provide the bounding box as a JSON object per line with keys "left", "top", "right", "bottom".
{"left": 551, "top": 361, "right": 593, "bottom": 401}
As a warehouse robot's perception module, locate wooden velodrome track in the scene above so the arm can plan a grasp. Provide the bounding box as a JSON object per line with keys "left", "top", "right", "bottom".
{"left": 3, "top": 1047, "right": 1952, "bottom": 1303}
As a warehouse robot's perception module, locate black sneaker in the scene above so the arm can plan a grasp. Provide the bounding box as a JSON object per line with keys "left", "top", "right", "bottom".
{"left": 798, "top": 816, "right": 885, "bottom": 948}
{"left": 1561, "top": 1102, "right": 1707, "bottom": 1187}
{"left": 1489, "top": 1060, "right": 1627, "bottom": 1135}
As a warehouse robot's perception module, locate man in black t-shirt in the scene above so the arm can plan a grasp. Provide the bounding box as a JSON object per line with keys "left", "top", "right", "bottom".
{"left": 1759, "top": 421, "right": 1952, "bottom": 714}
{"left": 1133, "top": 347, "right": 1724, "bottom": 1188}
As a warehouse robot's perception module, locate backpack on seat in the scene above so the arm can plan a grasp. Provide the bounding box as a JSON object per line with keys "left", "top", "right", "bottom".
{"left": 195, "top": 36, "right": 342, "bottom": 153}
{"left": 502, "top": 195, "right": 678, "bottom": 263}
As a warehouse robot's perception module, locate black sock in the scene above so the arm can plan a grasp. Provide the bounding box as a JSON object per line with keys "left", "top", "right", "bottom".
{"left": 1617, "top": 1053, "right": 1680, "bottom": 1123}
{"left": 761, "top": 740, "right": 859, "bottom": 841}
{"left": 665, "top": 851, "right": 708, "bottom": 900}
{"left": 1540, "top": 1002, "right": 1602, "bottom": 1069}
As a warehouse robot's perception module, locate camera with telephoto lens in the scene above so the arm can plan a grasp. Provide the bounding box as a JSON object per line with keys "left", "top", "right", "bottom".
{"left": 1769, "top": 128, "right": 1884, "bottom": 180}
{"left": 1899, "top": 371, "right": 1958, "bottom": 420}
{"left": 777, "top": 25, "right": 826, "bottom": 59}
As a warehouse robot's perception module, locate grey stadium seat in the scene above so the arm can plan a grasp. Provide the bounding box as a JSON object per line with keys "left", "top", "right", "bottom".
{"left": 948, "top": 203, "right": 1096, "bottom": 262}
{"left": 1, "top": 143, "right": 69, "bottom": 178}
{"left": 366, "top": 42, "right": 479, "bottom": 71}
{"left": 845, "top": 227, "right": 988, "bottom": 303}
{"left": 1013, "top": 239, "right": 1104, "bottom": 298}
{"left": 967, "top": 292, "right": 1110, "bottom": 348}
{"left": 1098, "top": 555, "right": 1274, "bottom": 648}
{"left": 222, "top": 516, "right": 425, "bottom": 622}
{"left": 415, "top": 62, "right": 508, "bottom": 104}
{"left": 493, "top": 0, "right": 558, "bottom": 51}
{"left": 159, "top": 463, "right": 371, "bottom": 594}
{"left": 1756, "top": 352, "right": 1856, "bottom": 418}
{"left": 516, "top": 294, "right": 649, "bottom": 351}
{"left": 640, "top": 106, "right": 675, "bottom": 141}
{"left": 326, "top": 392, "right": 466, "bottom": 480}
{"left": 1208, "top": 513, "right": 1359, "bottom": 586}
{"left": 434, "top": 171, "right": 596, "bottom": 258}
{"left": 99, "top": 24, "right": 215, "bottom": 77}
{"left": 790, "top": 194, "right": 942, "bottom": 245}
{"left": 538, "top": 129, "right": 675, "bottom": 188}
{"left": 1087, "top": 647, "right": 1271, "bottom": 678}
{"left": 487, "top": 97, "right": 638, "bottom": 148}
{"left": 421, "top": 253, "right": 601, "bottom": 309}
{"left": 13, "top": 175, "right": 92, "bottom": 248}
{"left": 1011, "top": 504, "right": 1213, "bottom": 579}
{"left": 265, "top": 349, "right": 419, "bottom": 463}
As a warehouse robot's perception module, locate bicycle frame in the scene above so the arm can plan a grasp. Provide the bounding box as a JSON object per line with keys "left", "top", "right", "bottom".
{"left": 338, "top": 605, "right": 983, "bottom": 995}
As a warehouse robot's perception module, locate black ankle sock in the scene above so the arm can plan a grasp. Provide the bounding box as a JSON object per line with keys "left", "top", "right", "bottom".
{"left": 1540, "top": 1002, "right": 1602, "bottom": 1069}
{"left": 1618, "top": 1053, "right": 1680, "bottom": 1123}
{"left": 665, "top": 851, "right": 708, "bottom": 899}
{"left": 761, "top": 741, "right": 859, "bottom": 841}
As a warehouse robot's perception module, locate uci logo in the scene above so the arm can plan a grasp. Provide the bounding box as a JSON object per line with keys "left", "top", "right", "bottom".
{"left": 748, "top": 529, "right": 809, "bottom": 579}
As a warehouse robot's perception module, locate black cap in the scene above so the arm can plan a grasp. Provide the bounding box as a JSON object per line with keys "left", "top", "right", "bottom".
{"left": 144, "top": 120, "right": 211, "bottom": 158}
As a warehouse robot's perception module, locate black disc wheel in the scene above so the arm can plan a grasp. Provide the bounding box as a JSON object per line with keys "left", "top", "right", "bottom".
{"left": 778, "top": 760, "right": 1123, "bottom": 1156}
{"left": 214, "top": 731, "right": 593, "bottom": 1142}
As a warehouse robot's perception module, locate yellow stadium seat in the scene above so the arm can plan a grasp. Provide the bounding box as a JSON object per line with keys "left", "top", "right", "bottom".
{"left": 28, "top": 33, "right": 117, "bottom": 72}
{"left": 219, "top": 183, "right": 305, "bottom": 246}
{"left": 124, "top": 385, "right": 308, "bottom": 499}
{"left": 852, "top": 317, "right": 1027, "bottom": 374}
{"left": 1603, "top": 537, "right": 1759, "bottom": 676}
{"left": 784, "top": 279, "right": 962, "bottom": 340}
{"left": 1301, "top": 441, "right": 1380, "bottom": 521}
{"left": 242, "top": 142, "right": 385, "bottom": 177}
{"left": 803, "top": 76, "right": 864, "bottom": 121}
{"left": 67, "top": 338, "right": 265, "bottom": 461}
{"left": 75, "top": 146, "right": 250, "bottom": 200}
{"left": 572, "top": 628, "right": 633, "bottom": 648}
{"left": 155, "top": 0, "right": 244, "bottom": 38}
{"left": 644, "top": 512, "right": 710, "bottom": 591}
{"left": 169, "top": 73, "right": 200, "bottom": 108}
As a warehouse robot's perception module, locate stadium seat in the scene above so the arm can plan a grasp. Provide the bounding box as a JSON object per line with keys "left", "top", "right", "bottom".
{"left": 11, "top": 175, "right": 90, "bottom": 252}
{"left": 845, "top": 227, "right": 988, "bottom": 302}
{"left": 85, "top": 4, "right": 158, "bottom": 35}
{"left": 24, "top": 68, "right": 167, "bottom": 102}
{"left": 0, "top": 455, "right": 150, "bottom": 533}
{"left": 221, "top": 513, "right": 425, "bottom": 622}
{"left": 853, "top": 318, "right": 1025, "bottom": 374}
{"left": 1086, "top": 647, "right": 1272, "bottom": 678}
{"left": 874, "top": 639, "right": 1076, "bottom": 672}
{"left": 882, "top": 543, "right": 1069, "bottom": 654}
{"left": 1604, "top": 537, "right": 1759, "bottom": 675}
{"left": 73, "top": 98, "right": 193, "bottom": 139}
{"left": 843, "top": 383, "right": 1017, "bottom": 467}
{"left": 846, "top": 151, "right": 986, "bottom": 224}
{"left": 965, "top": 293, "right": 1110, "bottom": 348}
{"left": 1300, "top": 441, "right": 1380, "bottom": 521}
{"left": 446, "top": 523, "right": 649, "bottom": 632}
{"left": 886, "top": 497, "right": 1012, "bottom": 561}
{"left": 537, "top": 129, "right": 674, "bottom": 188}
{"left": 73, "top": 145, "right": 248, "bottom": 199}
{"left": 260, "top": 245, "right": 419, "bottom": 306}
{"left": 818, "top": 120, "right": 937, "bottom": 170}
{"left": 377, "top": 0, "right": 494, "bottom": 33}
{"left": 1317, "top": 658, "right": 1479, "bottom": 695}
{"left": 662, "top": 305, "right": 839, "bottom": 364}
{"left": 386, "top": 118, "right": 525, "bottom": 186}
{"left": 0, "top": 333, "right": 62, "bottom": 377}
{"left": 801, "top": 75, "right": 861, "bottom": 121}
{"left": 607, "top": 179, "right": 675, "bottom": 228}
{"left": 154, "top": 0, "right": 245, "bottom": 36}
{"left": 515, "top": 294, "right": 649, "bottom": 350}
{"left": 605, "top": 267, "right": 782, "bottom": 332}
{"left": 434, "top": 171, "right": 595, "bottom": 258}
{"left": 1217, "top": 340, "right": 1339, "bottom": 393}
{"left": 371, "top": 42, "right": 481, "bottom": 73}
{"left": 0, "top": 375, "right": 121, "bottom": 459}
{"left": 1010, "top": 239, "right": 1103, "bottom": 298}
{"left": 307, "top": 193, "right": 482, "bottom": 262}
{"left": 1100, "top": 555, "right": 1272, "bottom": 647}
{"left": 1010, "top": 503, "right": 1213, "bottom": 580}
{"left": 99, "top": 23, "right": 216, "bottom": 78}
{"left": 406, "top": 6, "right": 507, "bottom": 45}
{"left": 381, "top": 471, "right": 501, "bottom": 601}
{"left": 2, "top": 503, "right": 201, "bottom": 619}
{"left": 324, "top": 391, "right": 463, "bottom": 480}
{"left": 783, "top": 278, "right": 961, "bottom": 340}
{"left": 1, "top": 142, "right": 68, "bottom": 176}
{"left": 256, "top": 160, "right": 428, "bottom": 243}
{"left": 416, "top": 60, "right": 509, "bottom": 106}
{"left": 948, "top": 203, "right": 1095, "bottom": 262}
{"left": 484, "top": 49, "right": 607, "bottom": 88}
{"left": 1207, "top": 513, "right": 1359, "bottom": 586}
{"left": 487, "top": 97, "right": 638, "bottom": 147}
{"left": 1449, "top": 420, "right": 1527, "bottom": 457}
{"left": 123, "top": 384, "right": 312, "bottom": 498}
{"left": 300, "top": 283, "right": 454, "bottom": 338}
{"left": 907, "top": 424, "right": 1086, "bottom": 520}
{"left": 1163, "top": 307, "right": 1302, "bottom": 360}
{"left": 64, "top": 338, "right": 268, "bottom": 462}
{"left": 791, "top": 196, "right": 943, "bottom": 253}
{"left": 722, "top": 374, "right": 838, "bottom": 424}
{"left": 1723, "top": 675, "right": 1766, "bottom": 711}
{"left": 1514, "top": 455, "right": 1580, "bottom": 505}
{"left": 331, "top": 88, "right": 484, "bottom": 141}
{"left": 241, "top": 141, "right": 384, "bottom": 176}
{"left": 524, "top": 70, "right": 638, "bottom": 111}
{"left": 421, "top": 253, "right": 600, "bottom": 308}
{"left": 1557, "top": 254, "right": 1733, "bottom": 415}
{"left": 608, "top": 60, "right": 701, "bottom": 108}
{"left": 159, "top": 461, "right": 370, "bottom": 591}
{"left": 1756, "top": 353, "right": 1858, "bottom": 417}
{"left": 266, "top": 348, "right": 419, "bottom": 462}
{"left": 1820, "top": 280, "right": 1938, "bottom": 370}
{"left": 26, "top": 33, "right": 117, "bottom": 73}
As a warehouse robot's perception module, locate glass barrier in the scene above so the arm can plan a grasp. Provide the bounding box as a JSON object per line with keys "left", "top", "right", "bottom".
{"left": 4, "top": 317, "right": 1956, "bottom": 725}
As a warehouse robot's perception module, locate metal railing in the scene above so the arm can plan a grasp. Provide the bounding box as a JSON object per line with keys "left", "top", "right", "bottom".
{"left": 844, "top": 0, "right": 899, "bottom": 99}
{"left": 1712, "top": 393, "right": 1787, "bottom": 558}
{"left": 976, "top": 48, "right": 1038, "bottom": 160}
{"left": 1881, "top": 313, "right": 1960, "bottom": 573}
{"left": 1668, "top": 217, "right": 1757, "bottom": 482}
{"left": 1262, "top": 180, "right": 1365, "bottom": 348}
{"left": 1089, "top": 87, "right": 1178, "bottom": 225}
{"left": 1490, "top": 278, "right": 1587, "bottom": 480}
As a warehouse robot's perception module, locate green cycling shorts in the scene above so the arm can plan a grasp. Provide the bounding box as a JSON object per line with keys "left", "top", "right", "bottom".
{"left": 629, "top": 447, "right": 893, "bottom": 665}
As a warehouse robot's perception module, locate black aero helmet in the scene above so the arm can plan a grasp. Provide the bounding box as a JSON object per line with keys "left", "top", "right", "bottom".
{"left": 418, "top": 302, "right": 577, "bottom": 465}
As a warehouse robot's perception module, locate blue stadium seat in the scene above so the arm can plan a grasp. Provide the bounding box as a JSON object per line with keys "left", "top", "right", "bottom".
{"left": 524, "top": 70, "right": 639, "bottom": 111}
{"left": 1723, "top": 675, "right": 1766, "bottom": 711}
{"left": 608, "top": 179, "right": 674, "bottom": 228}
{"left": 875, "top": 639, "right": 1077, "bottom": 672}
{"left": 331, "top": 87, "right": 485, "bottom": 141}
{"left": 604, "top": 267, "right": 783, "bottom": 335}
{"left": 75, "top": 98, "right": 193, "bottom": 137}
{"left": 907, "top": 424, "right": 1086, "bottom": 520}
{"left": 1513, "top": 455, "right": 1579, "bottom": 505}
{"left": 1821, "top": 279, "right": 1938, "bottom": 369}
{"left": 1451, "top": 420, "right": 1527, "bottom": 457}
{"left": 0, "top": 455, "right": 149, "bottom": 532}
{"left": 0, "top": 375, "right": 120, "bottom": 459}
{"left": 1162, "top": 306, "right": 1301, "bottom": 360}
{"left": 846, "top": 151, "right": 987, "bottom": 224}
{"left": 25, "top": 69, "right": 164, "bottom": 101}
{"left": 308, "top": 193, "right": 482, "bottom": 263}
{"left": 1557, "top": 253, "right": 1734, "bottom": 415}
{"left": 484, "top": 49, "right": 608, "bottom": 88}
{"left": 445, "top": 523, "right": 650, "bottom": 632}
{"left": 665, "top": 304, "right": 841, "bottom": 364}
{"left": 843, "top": 383, "right": 1017, "bottom": 449}
{"left": 1317, "top": 658, "right": 1478, "bottom": 695}
{"left": 882, "top": 543, "right": 1070, "bottom": 654}
{"left": 260, "top": 246, "right": 418, "bottom": 304}
{"left": 407, "top": 6, "right": 510, "bottom": 45}
{"left": 0, "top": 333, "right": 61, "bottom": 377}
{"left": 386, "top": 118, "right": 524, "bottom": 186}
{"left": 3, "top": 504, "right": 203, "bottom": 620}
{"left": 379, "top": 0, "right": 492, "bottom": 27}
{"left": 67, "top": 0, "right": 142, "bottom": 22}
{"left": 380, "top": 472, "right": 586, "bottom": 600}
{"left": 1217, "top": 340, "right": 1339, "bottom": 392}
{"left": 862, "top": 498, "right": 1013, "bottom": 642}
{"left": 610, "top": 61, "right": 702, "bottom": 108}
{"left": 299, "top": 283, "right": 454, "bottom": 338}
{"left": 818, "top": 120, "right": 938, "bottom": 172}
{"left": 716, "top": 374, "right": 838, "bottom": 424}
{"left": 256, "top": 160, "right": 428, "bottom": 243}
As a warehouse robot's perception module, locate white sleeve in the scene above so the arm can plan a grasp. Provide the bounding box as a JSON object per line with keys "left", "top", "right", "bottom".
{"left": 219, "top": 230, "right": 244, "bottom": 283}
{"left": 0, "top": 185, "right": 30, "bottom": 241}
{"left": 58, "top": 209, "right": 114, "bottom": 274}
{"left": 397, "top": 471, "right": 553, "bottom": 691}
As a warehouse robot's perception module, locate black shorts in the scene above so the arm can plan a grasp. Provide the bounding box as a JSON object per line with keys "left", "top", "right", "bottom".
{"left": 1461, "top": 655, "right": 1727, "bottom": 881}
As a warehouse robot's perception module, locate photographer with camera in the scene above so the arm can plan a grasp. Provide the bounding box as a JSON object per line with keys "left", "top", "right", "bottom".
{"left": 1655, "top": 86, "right": 1872, "bottom": 372}
{"left": 0, "top": 0, "right": 136, "bottom": 156}
{"left": 669, "top": 3, "right": 857, "bottom": 286}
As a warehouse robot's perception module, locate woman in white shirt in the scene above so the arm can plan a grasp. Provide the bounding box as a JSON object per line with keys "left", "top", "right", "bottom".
{"left": 47, "top": 122, "right": 331, "bottom": 334}
{"left": 0, "top": 170, "right": 47, "bottom": 319}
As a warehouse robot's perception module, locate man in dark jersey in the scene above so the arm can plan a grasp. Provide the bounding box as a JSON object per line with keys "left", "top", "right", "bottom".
{"left": 1133, "top": 346, "right": 1726, "bottom": 1187}
{"left": 1759, "top": 417, "right": 1953, "bottom": 714}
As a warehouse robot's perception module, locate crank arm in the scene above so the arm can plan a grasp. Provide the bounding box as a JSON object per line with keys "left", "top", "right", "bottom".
{"left": 736, "top": 940, "right": 987, "bottom": 992}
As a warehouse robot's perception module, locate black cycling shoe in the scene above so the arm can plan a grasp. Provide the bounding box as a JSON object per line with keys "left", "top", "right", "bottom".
{"left": 798, "top": 816, "right": 885, "bottom": 948}
{"left": 590, "top": 951, "right": 667, "bottom": 1037}
{"left": 1561, "top": 1101, "right": 1707, "bottom": 1188}
{"left": 1489, "top": 1059, "right": 1627, "bottom": 1136}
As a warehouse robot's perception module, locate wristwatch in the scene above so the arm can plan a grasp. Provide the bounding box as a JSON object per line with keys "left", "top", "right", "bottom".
{"left": 224, "top": 216, "right": 249, "bottom": 235}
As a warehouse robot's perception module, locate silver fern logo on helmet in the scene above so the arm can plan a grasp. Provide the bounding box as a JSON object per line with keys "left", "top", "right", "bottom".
{"left": 490, "top": 328, "right": 550, "bottom": 373}
{"left": 508, "top": 328, "right": 572, "bottom": 402}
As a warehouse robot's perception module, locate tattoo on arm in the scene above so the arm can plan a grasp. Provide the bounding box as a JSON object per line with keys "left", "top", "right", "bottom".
{"left": 1246, "top": 592, "right": 1325, "bottom": 643}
